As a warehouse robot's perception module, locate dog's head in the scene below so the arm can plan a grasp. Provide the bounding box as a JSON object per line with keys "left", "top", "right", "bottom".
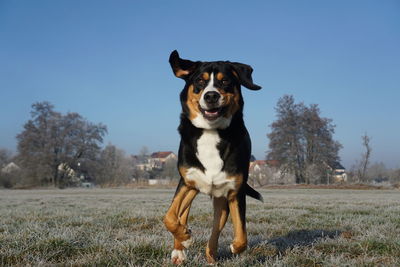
{"left": 169, "top": 50, "right": 261, "bottom": 130}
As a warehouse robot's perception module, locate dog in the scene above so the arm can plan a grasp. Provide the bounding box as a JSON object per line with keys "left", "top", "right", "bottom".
{"left": 164, "top": 50, "right": 263, "bottom": 264}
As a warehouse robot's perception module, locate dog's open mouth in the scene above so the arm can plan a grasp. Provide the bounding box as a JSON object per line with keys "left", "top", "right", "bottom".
{"left": 200, "top": 106, "right": 225, "bottom": 121}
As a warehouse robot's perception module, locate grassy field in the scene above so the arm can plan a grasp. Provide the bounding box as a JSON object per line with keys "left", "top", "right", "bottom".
{"left": 0, "top": 188, "right": 399, "bottom": 266}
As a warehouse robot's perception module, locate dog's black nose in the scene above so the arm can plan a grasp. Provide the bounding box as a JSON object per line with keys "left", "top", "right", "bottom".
{"left": 204, "top": 91, "right": 220, "bottom": 104}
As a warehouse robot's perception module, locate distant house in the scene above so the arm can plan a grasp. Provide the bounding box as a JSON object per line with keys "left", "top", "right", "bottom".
{"left": 148, "top": 178, "right": 171, "bottom": 185}
{"left": 132, "top": 155, "right": 152, "bottom": 171}
{"left": 249, "top": 160, "right": 280, "bottom": 172}
{"left": 133, "top": 151, "right": 177, "bottom": 172}
{"left": 1, "top": 162, "right": 20, "bottom": 174}
{"left": 249, "top": 160, "right": 266, "bottom": 173}
{"left": 135, "top": 161, "right": 152, "bottom": 171}
{"left": 249, "top": 160, "right": 279, "bottom": 171}
{"left": 266, "top": 160, "right": 280, "bottom": 168}
{"left": 149, "top": 151, "right": 177, "bottom": 170}
{"left": 248, "top": 160, "right": 288, "bottom": 185}
{"left": 328, "top": 162, "right": 347, "bottom": 183}
{"left": 249, "top": 160, "right": 268, "bottom": 184}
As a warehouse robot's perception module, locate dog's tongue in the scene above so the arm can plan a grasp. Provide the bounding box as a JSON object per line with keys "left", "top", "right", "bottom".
{"left": 205, "top": 110, "right": 219, "bottom": 116}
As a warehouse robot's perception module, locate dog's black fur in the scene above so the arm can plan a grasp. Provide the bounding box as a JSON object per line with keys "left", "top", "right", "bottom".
{"left": 172, "top": 50, "right": 263, "bottom": 201}
{"left": 164, "top": 50, "right": 262, "bottom": 264}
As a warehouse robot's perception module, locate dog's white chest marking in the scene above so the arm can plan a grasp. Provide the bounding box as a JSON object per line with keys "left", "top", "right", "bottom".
{"left": 186, "top": 130, "right": 235, "bottom": 198}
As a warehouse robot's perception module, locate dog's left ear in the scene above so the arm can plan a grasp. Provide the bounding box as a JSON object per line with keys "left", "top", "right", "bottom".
{"left": 230, "top": 62, "right": 262, "bottom": 90}
{"left": 169, "top": 50, "right": 199, "bottom": 80}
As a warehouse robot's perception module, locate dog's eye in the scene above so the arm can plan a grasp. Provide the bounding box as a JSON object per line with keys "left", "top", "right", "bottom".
{"left": 197, "top": 78, "right": 205, "bottom": 86}
{"left": 221, "top": 79, "right": 230, "bottom": 85}
{"left": 193, "top": 87, "right": 201, "bottom": 94}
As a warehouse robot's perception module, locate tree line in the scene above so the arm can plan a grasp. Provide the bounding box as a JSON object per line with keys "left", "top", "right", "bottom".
{"left": 264, "top": 95, "right": 399, "bottom": 186}
{"left": 0, "top": 102, "right": 128, "bottom": 188}
{"left": 0, "top": 101, "right": 180, "bottom": 188}
{"left": 1, "top": 99, "right": 399, "bottom": 188}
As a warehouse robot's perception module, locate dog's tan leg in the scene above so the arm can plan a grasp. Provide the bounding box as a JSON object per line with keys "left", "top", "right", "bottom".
{"left": 228, "top": 191, "right": 247, "bottom": 254}
{"left": 206, "top": 196, "right": 229, "bottom": 264}
{"left": 175, "top": 189, "right": 198, "bottom": 248}
{"left": 164, "top": 182, "right": 198, "bottom": 264}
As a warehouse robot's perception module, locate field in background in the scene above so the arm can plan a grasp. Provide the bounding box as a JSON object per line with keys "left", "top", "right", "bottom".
{"left": 1, "top": 188, "right": 399, "bottom": 266}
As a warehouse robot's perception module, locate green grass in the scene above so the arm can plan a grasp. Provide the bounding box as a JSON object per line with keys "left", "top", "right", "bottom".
{"left": 0, "top": 188, "right": 399, "bottom": 266}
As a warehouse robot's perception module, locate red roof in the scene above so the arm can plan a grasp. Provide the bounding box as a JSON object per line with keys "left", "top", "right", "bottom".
{"left": 266, "top": 160, "right": 280, "bottom": 167}
{"left": 151, "top": 151, "right": 174, "bottom": 159}
{"left": 253, "top": 160, "right": 267, "bottom": 166}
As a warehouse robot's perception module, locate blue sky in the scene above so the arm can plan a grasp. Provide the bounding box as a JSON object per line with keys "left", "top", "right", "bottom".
{"left": 1, "top": 1, "right": 399, "bottom": 168}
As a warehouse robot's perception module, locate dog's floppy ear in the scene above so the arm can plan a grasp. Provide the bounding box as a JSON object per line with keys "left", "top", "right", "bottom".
{"left": 169, "top": 50, "right": 199, "bottom": 80}
{"left": 230, "top": 62, "right": 262, "bottom": 90}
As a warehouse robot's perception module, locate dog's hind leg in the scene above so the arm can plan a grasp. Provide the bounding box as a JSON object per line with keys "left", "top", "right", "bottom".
{"left": 206, "top": 196, "right": 229, "bottom": 264}
{"left": 164, "top": 180, "right": 198, "bottom": 264}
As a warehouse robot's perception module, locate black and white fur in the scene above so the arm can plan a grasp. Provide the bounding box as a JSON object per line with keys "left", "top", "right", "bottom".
{"left": 164, "top": 50, "right": 263, "bottom": 265}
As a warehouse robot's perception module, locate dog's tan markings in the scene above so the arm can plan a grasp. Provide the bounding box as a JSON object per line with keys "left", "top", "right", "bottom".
{"left": 228, "top": 200, "right": 247, "bottom": 254}
{"left": 179, "top": 166, "right": 197, "bottom": 188}
{"left": 202, "top": 72, "right": 210, "bottom": 80}
{"left": 164, "top": 185, "right": 189, "bottom": 234}
{"left": 231, "top": 70, "right": 239, "bottom": 79}
{"left": 226, "top": 174, "right": 244, "bottom": 200}
{"left": 164, "top": 166, "right": 199, "bottom": 255}
{"left": 186, "top": 85, "right": 202, "bottom": 121}
{"left": 164, "top": 183, "right": 198, "bottom": 249}
{"left": 216, "top": 72, "right": 224, "bottom": 81}
{"left": 175, "top": 69, "right": 190, "bottom": 78}
{"left": 226, "top": 174, "right": 247, "bottom": 254}
{"left": 206, "top": 197, "right": 229, "bottom": 264}
{"left": 221, "top": 86, "right": 241, "bottom": 118}
{"left": 178, "top": 189, "right": 197, "bottom": 217}
{"left": 174, "top": 239, "right": 185, "bottom": 251}
{"left": 228, "top": 197, "right": 247, "bottom": 254}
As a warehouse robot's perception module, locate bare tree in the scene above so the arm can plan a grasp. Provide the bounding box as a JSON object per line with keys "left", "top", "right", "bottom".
{"left": 388, "top": 168, "right": 400, "bottom": 185}
{"left": 357, "top": 134, "right": 372, "bottom": 183}
{"left": 267, "top": 95, "right": 342, "bottom": 184}
{"left": 0, "top": 148, "right": 18, "bottom": 188}
{"left": 16, "top": 102, "right": 107, "bottom": 187}
{"left": 138, "top": 146, "right": 150, "bottom": 163}
{"left": 96, "top": 144, "right": 134, "bottom": 185}
{"left": 161, "top": 157, "right": 179, "bottom": 180}
{"left": 267, "top": 95, "right": 305, "bottom": 183}
{"left": 139, "top": 146, "right": 149, "bottom": 157}
{"left": 0, "top": 148, "right": 13, "bottom": 168}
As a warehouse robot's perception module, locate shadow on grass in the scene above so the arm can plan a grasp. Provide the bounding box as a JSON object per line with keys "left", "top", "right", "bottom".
{"left": 265, "top": 229, "right": 341, "bottom": 251}
{"left": 219, "top": 229, "right": 342, "bottom": 262}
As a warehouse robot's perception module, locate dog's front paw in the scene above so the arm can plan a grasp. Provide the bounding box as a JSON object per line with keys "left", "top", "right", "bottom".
{"left": 230, "top": 240, "right": 247, "bottom": 254}
{"left": 171, "top": 249, "right": 186, "bottom": 265}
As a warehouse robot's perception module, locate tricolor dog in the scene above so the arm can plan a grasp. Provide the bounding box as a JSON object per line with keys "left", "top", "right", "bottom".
{"left": 164, "top": 50, "right": 263, "bottom": 264}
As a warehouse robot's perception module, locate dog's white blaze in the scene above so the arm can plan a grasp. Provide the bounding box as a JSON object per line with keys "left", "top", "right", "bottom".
{"left": 186, "top": 130, "right": 235, "bottom": 198}
{"left": 191, "top": 73, "right": 231, "bottom": 130}
{"left": 199, "top": 73, "right": 224, "bottom": 109}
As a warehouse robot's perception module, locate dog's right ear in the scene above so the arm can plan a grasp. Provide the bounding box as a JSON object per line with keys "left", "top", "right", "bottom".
{"left": 169, "top": 50, "right": 199, "bottom": 80}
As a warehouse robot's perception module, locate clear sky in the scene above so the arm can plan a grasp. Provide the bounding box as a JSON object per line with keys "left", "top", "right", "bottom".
{"left": 1, "top": 1, "right": 399, "bottom": 168}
